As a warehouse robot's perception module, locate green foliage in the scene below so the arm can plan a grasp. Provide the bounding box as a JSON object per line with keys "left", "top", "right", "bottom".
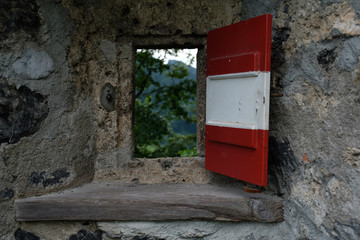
{"left": 135, "top": 50, "right": 169, "bottom": 98}
{"left": 134, "top": 49, "right": 197, "bottom": 158}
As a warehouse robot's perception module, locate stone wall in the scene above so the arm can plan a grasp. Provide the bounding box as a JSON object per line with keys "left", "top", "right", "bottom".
{"left": 0, "top": 0, "right": 97, "bottom": 237}
{"left": 1, "top": 0, "right": 359, "bottom": 239}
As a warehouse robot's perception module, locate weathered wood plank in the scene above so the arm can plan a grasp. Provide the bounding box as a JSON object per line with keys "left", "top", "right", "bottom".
{"left": 15, "top": 183, "right": 283, "bottom": 222}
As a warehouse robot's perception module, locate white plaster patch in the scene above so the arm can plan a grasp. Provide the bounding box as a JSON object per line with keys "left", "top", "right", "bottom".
{"left": 12, "top": 49, "right": 55, "bottom": 80}
{"left": 98, "top": 221, "right": 290, "bottom": 240}
{"left": 99, "top": 40, "right": 117, "bottom": 62}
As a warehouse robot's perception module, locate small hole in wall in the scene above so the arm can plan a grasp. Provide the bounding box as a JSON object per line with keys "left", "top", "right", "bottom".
{"left": 135, "top": 48, "right": 198, "bottom": 158}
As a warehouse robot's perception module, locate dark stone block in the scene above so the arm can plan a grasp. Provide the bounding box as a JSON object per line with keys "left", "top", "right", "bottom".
{"left": 100, "top": 83, "right": 116, "bottom": 112}
{"left": 133, "top": 236, "right": 166, "bottom": 240}
{"left": 0, "top": 187, "right": 14, "bottom": 199}
{"left": 2, "top": 155, "right": 9, "bottom": 165}
{"left": 122, "top": 6, "right": 131, "bottom": 15}
{"left": 273, "top": 28, "right": 291, "bottom": 47}
{"left": 29, "top": 169, "right": 70, "bottom": 187}
{"left": 51, "top": 169, "right": 70, "bottom": 180}
{"left": 317, "top": 48, "right": 337, "bottom": 70}
{"left": 283, "top": 4, "right": 289, "bottom": 14}
{"left": 14, "top": 229, "right": 40, "bottom": 240}
{"left": 0, "top": 79, "right": 49, "bottom": 144}
{"left": 271, "top": 27, "right": 291, "bottom": 90}
{"left": 159, "top": 159, "right": 173, "bottom": 170}
{"left": 322, "top": 0, "right": 344, "bottom": 4}
{"left": 69, "top": 230, "right": 102, "bottom": 240}
{"left": 0, "top": 0, "right": 40, "bottom": 40}
{"left": 73, "top": 0, "right": 102, "bottom": 9}
{"left": 29, "top": 172, "right": 45, "bottom": 185}
{"left": 331, "top": 28, "right": 343, "bottom": 38}
{"left": 42, "top": 178, "right": 62, "bottom": 187}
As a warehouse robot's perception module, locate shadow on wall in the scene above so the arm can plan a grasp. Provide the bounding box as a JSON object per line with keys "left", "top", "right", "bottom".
{"left": 268, "top": 136, "right": 300, "bottom": 194}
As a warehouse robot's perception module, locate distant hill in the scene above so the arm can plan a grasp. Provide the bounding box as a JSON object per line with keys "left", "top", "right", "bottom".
{"left": 150, "top": 60, "right": 196, "bottom": 86}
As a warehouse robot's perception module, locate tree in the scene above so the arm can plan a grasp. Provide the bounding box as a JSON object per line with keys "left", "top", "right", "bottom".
{"left": 134, "top": 49, "right": 197, "bottom": 158}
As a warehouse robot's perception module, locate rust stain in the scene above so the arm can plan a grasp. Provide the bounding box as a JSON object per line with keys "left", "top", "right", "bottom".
{"left": 270, "top": 92, "right": 283, "bottom": 97}
{"left": 117, "top": 50, "right": 122, "bottom": 56}
{"left": 356, "top": 74, "right": 360, "bottom": 85}
{"left": 303, "top": 154, "right": 310, "bottom": 162}
{"left": 244, "top": 186, "right": 261, "bottom": 193}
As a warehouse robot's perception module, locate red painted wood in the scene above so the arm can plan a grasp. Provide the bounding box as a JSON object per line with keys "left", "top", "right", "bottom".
{"left": 206, "top": 125, "right": 257, "bottom": 149}
{"left": 207, "top": 14, "right": 272, "bottom": 76}
{"left": 205, "top": 14, "right": 272, "bottom": 186}
{"left": 207, "top": 52, "right": 260, "bottom": 76}
{"left": 206, "top": 129, "right": 269, "bottom": 186}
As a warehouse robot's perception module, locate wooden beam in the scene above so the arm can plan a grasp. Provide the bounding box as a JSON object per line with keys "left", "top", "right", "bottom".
{"left": 15, "top": 183, "right": 283, "bottom": 222}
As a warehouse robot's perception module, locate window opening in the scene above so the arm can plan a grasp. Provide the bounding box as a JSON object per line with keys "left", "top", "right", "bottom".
{"left": 135, "top": 48, "right": 198, "bottom": 158}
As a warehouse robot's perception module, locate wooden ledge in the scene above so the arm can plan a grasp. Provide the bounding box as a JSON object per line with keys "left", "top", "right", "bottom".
{"left": 15, "top": 183, "right": 283, "bottom": 222}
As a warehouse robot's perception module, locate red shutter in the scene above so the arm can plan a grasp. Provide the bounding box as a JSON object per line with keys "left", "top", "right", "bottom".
{"left": 205, "top": 14, "right": 272, "bottom": 186}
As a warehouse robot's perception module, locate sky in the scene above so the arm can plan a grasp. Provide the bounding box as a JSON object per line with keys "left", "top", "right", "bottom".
{"left": 151, "top": 49, "right": 198, "bottom": 68}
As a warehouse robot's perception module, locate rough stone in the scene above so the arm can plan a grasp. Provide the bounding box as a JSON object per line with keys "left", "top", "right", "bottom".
{"left": 69, "top": 230, "right": 102, "bottom": 240}
{"left": 100, "top": 83, "right": 116, "bottom": 112}
{"left": 29, "top": 169, "right": 70, "bottom": 187}
{"left": 94, "top": 157, "right": 212, "bottom": 184}
{"left": 0, "top": 79, "right": 49, "bottom": 144}
{"left": 343, "top": 147, "right": 360, "bottom": 171}
{"left": 350, "top": 0, "right": 360, "bottom": 19}
{"left": 0, "top": 187, "right": 14, "bottom": 199}
{"left": 299, "top": 44, "right": 332, "bottom": 91}
{"left": 12, "top": 49, "right": 55, "bottom": 80}
{"left": 334, "top": 221, "right": 360, "bottom": 239}
{"left": 0, "top": 0, "right": 40, "bottom": 40}
{"left": 241, "top": 0, "right": 283, "bottom": 19}
{"left": 14, "top": 229, "right": 40, "bottom": 240}
{"left": 337, "top": 37, "right": 360, "bottom": 71}
{"left": 132, "top": 237, "right": 165, "bottom": 240}
{"left": 327, "top": 176, "right": 340, "bottom": 196}
{"left": 0, "top": 53, "right": 12, "bottom": 79}
{"left": 332, "top": 4, "right": 360, "bottom": 37}
{"left": 268, "top": 137, "right": 300, "bottom": 192}
{"left": 322, "top": 0, "right": 344, "bottom": 4}
{"left": 0, "top": 0, "right": 96, "bottom": 236}
{"left": 330, "top": 28, "right": 343, "bottom": 37}
{"left": 15, "top": 222, "right": 97, "bottom": 240}
{"left": 317, "top": 48, "right": 337, "bottom": 70}
{"left": 271, "top": 27, "right": 291, "bottom": 92}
